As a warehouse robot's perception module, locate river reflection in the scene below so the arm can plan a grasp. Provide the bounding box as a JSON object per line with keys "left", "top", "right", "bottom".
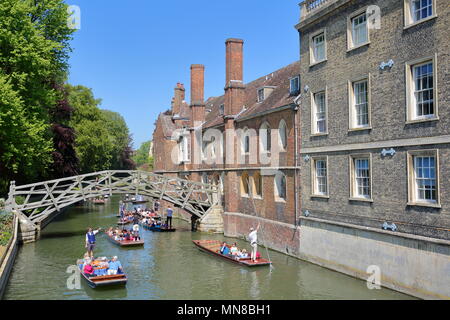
{"left": 4, "top": 196, "right": 414, "bottom": 300}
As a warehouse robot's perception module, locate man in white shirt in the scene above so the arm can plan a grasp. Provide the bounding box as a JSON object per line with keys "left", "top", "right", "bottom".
{"left": 248, "top": 223, "right": 260, "bottom": 262}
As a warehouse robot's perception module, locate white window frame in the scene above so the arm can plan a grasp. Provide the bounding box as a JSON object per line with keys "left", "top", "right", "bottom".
{"left": 257, "top": 88, "right": 265, "bottom": 103}
{"left": 404, "top": 0, "right": 437, "bottom": 28}
{"left": 348, "top": 75, "right": 371, "bottom": 131}
{"left": 349, "top": 154, "right": 373, "bottom": 202}
{"left": 405, "top": 55, "right": 438, "bottom": 123}
{"left": 407, "top": 149, "right": 440, "bottom": 208}
{"left": 309, "top": 29, "right": 327, "bottom": 66}
{"left": 274, "top": 172, "right": 287, "bottom": 202}
{"left": 290, "top": 76, "right": 300, "bottom": 95}
{"left": 311, "top": 157, "right": 329, "bottom": 198}
{"left": 347, "top": 8, "right": 370, "bottom": 51}
{"left": 311, "top": 89, "right": 328, "bottom": 135}
{"left": 179, "top": 135, "right": 191, "bottom": 163}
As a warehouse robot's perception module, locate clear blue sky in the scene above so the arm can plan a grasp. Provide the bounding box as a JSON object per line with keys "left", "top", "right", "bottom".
{"left": 67, "top": 0, "right": 301, "bottom": 149}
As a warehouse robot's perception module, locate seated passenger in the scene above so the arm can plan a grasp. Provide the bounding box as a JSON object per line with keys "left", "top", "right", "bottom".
{"left": 84, "top": 262, "right": 95, "bottom": 277}
{"left": 230, "top": 243, "right": 239, "bottom": 256}
{"left": 107, "top": 256, "right": 122, "bottom": 275}
{"left": 238, "top": 249, "right": 249, "bottom": 259}
{"left": 220, "top": 242, "right": 230, "bottom": 255}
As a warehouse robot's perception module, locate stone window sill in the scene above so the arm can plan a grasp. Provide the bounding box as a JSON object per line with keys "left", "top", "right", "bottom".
{"left": 349, "top": 197, "right": 373, "bottom": 203}
{"left": 404, "top": 15, "right": 437, "bottom": 30}
{"left": 405, "top": 116, "right": 439, "bottom": 125}
{"left": 407, "top": 201, "right": 441, "bottom": 209}
{"left": 346, "top": 41, "right": 370, "bottom": 53}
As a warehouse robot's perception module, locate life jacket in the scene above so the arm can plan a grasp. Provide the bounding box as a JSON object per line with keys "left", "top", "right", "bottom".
{"left": 87, "top": 232, "right": 96, "bottom": 244}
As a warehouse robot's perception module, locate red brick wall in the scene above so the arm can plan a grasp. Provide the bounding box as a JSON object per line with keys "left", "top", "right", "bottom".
{"left": 224, "top": 212, "right": 300, "bottom": 257}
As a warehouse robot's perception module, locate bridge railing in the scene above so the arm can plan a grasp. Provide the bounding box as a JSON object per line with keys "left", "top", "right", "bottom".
{"left": 7, "top": 170, "right": 221, "bottom": 226}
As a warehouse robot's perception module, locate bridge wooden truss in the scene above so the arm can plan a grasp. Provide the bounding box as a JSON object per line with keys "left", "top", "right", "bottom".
{"left": 6, "top": 170, "right": 221, "bottom": 228}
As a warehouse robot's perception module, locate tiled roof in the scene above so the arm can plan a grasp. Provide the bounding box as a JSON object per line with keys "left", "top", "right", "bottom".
{"left": 159, "top": 113, "right": 177, "bottom": 138}
{"left": 203, "top": 61, "right": 300, "bottom": 128}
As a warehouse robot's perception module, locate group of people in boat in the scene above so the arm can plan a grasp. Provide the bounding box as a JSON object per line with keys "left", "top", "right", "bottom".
{"left": 81, "top": 254, "right": 123, "bottom": 278}
{"left": 218, "top": 223, "right": 261, "bottom": 262}
{"left": 107, "top": 227, "right": 141, "bottom": 242}
{"left": 219, "top": 242, "right": 251, "bottom": 259}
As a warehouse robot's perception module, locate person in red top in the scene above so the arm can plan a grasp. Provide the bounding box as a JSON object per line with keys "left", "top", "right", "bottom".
{"left": 83, "top": 262, "right": 95, "bottom": 278}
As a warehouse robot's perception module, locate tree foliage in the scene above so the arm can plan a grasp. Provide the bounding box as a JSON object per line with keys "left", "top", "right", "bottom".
{"left": 68, "top": 85, "right": 135, "bottom": 173}
{"left": 133, "top": 140, "right": 153, "bottom": 170}
{"left": 0, "top": 0, "right": 74, "bottom": 193}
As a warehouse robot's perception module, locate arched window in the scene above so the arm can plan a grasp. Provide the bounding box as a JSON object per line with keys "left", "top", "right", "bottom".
{"left": 241, "top": 172, "right": 250, "bottom": 197}
{"left": 252, "top": 171, "right": 262, "bottom": 197}
{"left": 259, "top": 122, "right": 271, "bottom": 153}
{"left": 278, "top": 120, "right": 287, "bottom": 151}
{"left": 275, "top": 172, "right": 287, "bottom": 201}
{"left": 240, "top": 127, "right": 250, "bottom": 154}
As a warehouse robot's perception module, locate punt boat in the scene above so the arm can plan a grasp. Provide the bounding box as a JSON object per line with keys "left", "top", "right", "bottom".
{"left": 105, "top": 232, "right": 144, "bottom": 247}
{"left": 192, "top": 240, "right": 272, "bottom": 267}
{"left": 77, "top": 258, "right": 127, "bottom": 288}
{"left": 140, "top": 222, "right": 176, "bottom": 232}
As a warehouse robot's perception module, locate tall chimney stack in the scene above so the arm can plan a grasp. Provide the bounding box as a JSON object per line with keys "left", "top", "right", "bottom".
{"left": 190, "top": 64, "right": 206, "bottom": 125}
{"left": 223, "top": 38, "right": 245, "bottom": 214}
{"left": 224, "top": 38, "right": 245, "bottom": 117}
{"left": 172, "top": 82, "right": 185, "bottom": 115}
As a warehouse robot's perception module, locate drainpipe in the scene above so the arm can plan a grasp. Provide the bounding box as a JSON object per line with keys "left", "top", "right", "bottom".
{"left": 293, "top": 95, "right": 301, "bottom": 227}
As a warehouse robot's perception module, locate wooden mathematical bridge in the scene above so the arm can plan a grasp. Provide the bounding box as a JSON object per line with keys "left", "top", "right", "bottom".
{"left": 5, "top": 171, "right": 223, "bottom": 242}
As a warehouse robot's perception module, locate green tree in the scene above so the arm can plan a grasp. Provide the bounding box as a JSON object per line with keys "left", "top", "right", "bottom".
{"left": 0, "top": 0, "right": 74, "bottom": 193}
{"left": 68, "top": 85, "right": 135, "bottom": 173}
{"left": 133, "top": 140, "right": 153, "bottom": 169}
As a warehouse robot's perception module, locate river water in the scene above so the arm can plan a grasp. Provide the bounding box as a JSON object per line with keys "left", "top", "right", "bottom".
{"left": 4, "top": 196, "right": 413, "bottom": 300}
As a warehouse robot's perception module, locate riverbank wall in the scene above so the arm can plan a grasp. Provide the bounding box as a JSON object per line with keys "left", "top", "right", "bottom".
{"left": 223, "top": 213, "right": 450, "bottom": 300}
{"left": 0, "top": 214, "right": 19, "bottom": 299}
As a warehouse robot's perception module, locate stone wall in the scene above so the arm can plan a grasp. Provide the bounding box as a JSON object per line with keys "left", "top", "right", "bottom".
{"left": 298, "top": 217, "right": 450, "bottom": 300}
{"left": 0, "top": 215, "right": 18, "bottom": 299}
{"left": 224, "top": 212, "right": 300, "bottom": 257}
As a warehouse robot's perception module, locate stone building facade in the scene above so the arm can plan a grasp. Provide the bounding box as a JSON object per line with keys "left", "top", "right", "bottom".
{"left": 296, "top": 0, "right": 449, "bottom": 240}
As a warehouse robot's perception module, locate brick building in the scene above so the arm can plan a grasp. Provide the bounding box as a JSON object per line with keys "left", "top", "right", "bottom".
{"left": 295, "top": 0, "right": 449, "bottom": 240}
{"left": 151, "top": 0, "right": 450, "bottom": 299}
{"left": 153, "top": 39, "right": 302, "bottom": 254}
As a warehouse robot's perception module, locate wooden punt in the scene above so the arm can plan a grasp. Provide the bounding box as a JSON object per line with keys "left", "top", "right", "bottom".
{"left": 92, "top": 199, "right": 106, "bottom": 205}
{"left": 192, "top": 240, "right": 272, "bottom": 267}
{"left": 77, "top": 259, "right": 127, "bottom": 288}
{"left": 105, "top": 232, "right": 144, "bottom": 247}
{"left": 140, "top": 222, "right": 176, "bottom": 232}
{"left": 132, "top": 200, "right": 148, "bottom": 204}
{"left": 117, "top": 218, "right": 133, "bottom": 226}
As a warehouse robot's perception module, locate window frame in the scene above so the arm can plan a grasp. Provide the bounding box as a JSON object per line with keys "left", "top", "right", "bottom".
{"left": 257, "top": 88, "right": 265, "bottom": 103}
{"left": 405, "top": 55, "right": 438, "bottom": 124}
{"left": 290, "top": 76, "right": 300, "bottom": 95}
{"left": 309, "top": 29, "right": 327, "bottom": 66}
{"left": 252, "top": 171, "right": 263, "bottom": 199}
{"left": 311, "top": 89, "right": 328, "bottom": 136}
{"left": 311, "top": 157, "right": 329, "bottom": 198}
{"left": 349, "top": 154, "right": 373, "bottom": 202}
{"left": 407, "top": 149, "right": 440, "bottom": 208}
{"left": 274, "top": 171, "right": 287, "bottom": 202}
{"left": 404, "top": 0, "right": 437, "bottom": 29}
{"left": 347, "top": 7, "right": 370, "bottom": 51}
{"left": 259, "top": 122, "right": 272, "bottom": 154}
{"left": 240, "top": 172, "right": 250, "bottom": 198}
{"left": 278, "top": 119, "right": 288, "bottom": 151}
{"left": 348, "top": 75, "right": 372, "bottom": 131}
